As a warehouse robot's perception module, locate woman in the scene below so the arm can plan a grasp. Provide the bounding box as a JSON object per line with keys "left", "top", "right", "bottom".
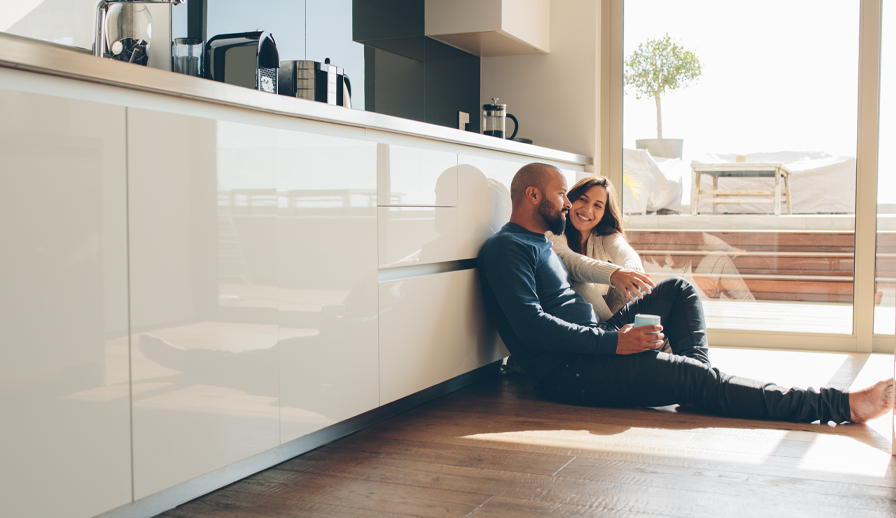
{"left": 547, "top": 176, "right": 644, "bottom": 321}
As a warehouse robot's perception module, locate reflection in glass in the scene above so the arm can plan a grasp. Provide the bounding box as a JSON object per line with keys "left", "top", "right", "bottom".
{"left": 622, "top": 0, "right": 859, "bottom": 334}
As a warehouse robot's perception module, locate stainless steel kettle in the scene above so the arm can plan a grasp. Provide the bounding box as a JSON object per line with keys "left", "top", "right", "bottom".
{"left": 94, "top": 0, "right": 185, "bottom": 70}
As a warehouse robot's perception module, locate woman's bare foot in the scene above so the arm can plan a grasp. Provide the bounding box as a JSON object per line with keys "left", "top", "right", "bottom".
{"left": 849, "top": 379, "right": 895, "bottom": 423}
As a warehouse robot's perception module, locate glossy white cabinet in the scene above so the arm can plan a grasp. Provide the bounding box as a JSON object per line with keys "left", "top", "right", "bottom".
{"left": 128, "top": 109, "right": 280, "bottom": 499}
{"left": 377, "top": 144, "right": 458, "bottom": 206}
{"left": 0, "top": 70, "right": 587, "bottom": 515}
{"left": 457, "top": 153, "right": 526, "bottom": 259}
{"left": 275, "top": 127, "right": 380, "bottom": 443}
{"left": 457, "top": 269, "right": 509, "bottom": 372}
{"left": 378, "top": 271, "right": 460, "bottom": 404}
{"left": 0, "top": 90, "right": 132, "bottom": 517}
{"left": 457, "top": 154, "right": 579, "bottom": 259}
{"left": 378, "top": 206, "right": 458, "bottom": 267}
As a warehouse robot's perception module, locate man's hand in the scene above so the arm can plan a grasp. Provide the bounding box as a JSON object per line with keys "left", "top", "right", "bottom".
{"left": 610, "top": 268, "right": 656, "bottom": 302}
{"left": 615, "top": 324, "right": 664, "bottom": 355}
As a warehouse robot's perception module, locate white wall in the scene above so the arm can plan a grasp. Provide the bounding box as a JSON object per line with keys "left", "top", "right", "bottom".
{"left": 480, "top": 0, "right": 596, "bottom": 158}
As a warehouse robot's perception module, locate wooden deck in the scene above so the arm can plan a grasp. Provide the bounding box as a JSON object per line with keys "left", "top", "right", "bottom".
{"left": 156, "top": 348, "right": 895, "bottom": 518}
{"left": 629, "top": 229, "right": 896, "bottom": 304}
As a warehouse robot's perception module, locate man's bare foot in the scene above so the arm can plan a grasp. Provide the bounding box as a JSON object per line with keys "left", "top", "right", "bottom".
{"left": 849, "top": 379, "right": 895, "bottom": 423}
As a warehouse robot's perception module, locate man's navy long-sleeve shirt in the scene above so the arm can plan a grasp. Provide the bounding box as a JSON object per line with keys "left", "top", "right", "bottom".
{"left": 479, "top": 222, "right": 619, "bottom": 385}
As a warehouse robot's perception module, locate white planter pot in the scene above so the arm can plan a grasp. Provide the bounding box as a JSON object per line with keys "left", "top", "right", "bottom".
{"left": 635, "top": 138, "right": 684, "bottom": 159}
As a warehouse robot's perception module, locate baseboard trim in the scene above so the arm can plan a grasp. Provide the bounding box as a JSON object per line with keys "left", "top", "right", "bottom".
{"left": 95, "top": 360, "right": 503, "bottom": 518}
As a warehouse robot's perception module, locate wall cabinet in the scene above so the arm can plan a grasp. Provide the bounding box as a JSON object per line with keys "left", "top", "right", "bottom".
{"left": 425, "top": 0, "right": 550, "bottom": 56}
{"left": 0, "top": 90, "right": 132, "bottom": 517}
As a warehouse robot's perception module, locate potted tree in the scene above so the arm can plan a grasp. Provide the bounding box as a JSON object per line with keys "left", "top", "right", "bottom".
{"left": 625, "top": 34, "right": 702, "bottom": 159}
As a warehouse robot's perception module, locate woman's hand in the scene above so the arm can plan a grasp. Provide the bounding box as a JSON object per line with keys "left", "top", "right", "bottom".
{"left": 615, "top": 324, "right": 664, "bottom": 354}
{"left": 609, "top": 268, "right": 656, "bottom": 302}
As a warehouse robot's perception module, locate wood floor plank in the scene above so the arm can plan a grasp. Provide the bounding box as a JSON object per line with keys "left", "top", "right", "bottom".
{"left": 161, "top": 489, "right": 404, "bottom": 518}
{"left": 316, "top": 424, "right": 895, "bottom": 504}
{"left": 222, "top": 469, "right": 488, "bottom": 517}
{"left": 468, "top": 495, "right": 680, "bottom": 518}
{"left": 274, "top": 448, "right": 888, "bottom": 518}
{"left": 312, "top": 434, "right": 572, "bottom": 477}
{"left": 351, "top": 409, "right": 868, "bottom": 461}
{"left": 400, "top": 401, "right": 885, "bottom": 445}
{"left": 350, "top": 411, "right": 896, "bottom": 489}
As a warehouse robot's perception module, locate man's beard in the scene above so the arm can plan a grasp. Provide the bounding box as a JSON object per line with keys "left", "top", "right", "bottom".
{"left": 538, "top": 197, "right": 566, "bottom": 235}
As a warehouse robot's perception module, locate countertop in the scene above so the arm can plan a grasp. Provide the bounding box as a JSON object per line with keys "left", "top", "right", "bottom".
{"left": 0, "top": 34, "right": 591, "bottom": 166}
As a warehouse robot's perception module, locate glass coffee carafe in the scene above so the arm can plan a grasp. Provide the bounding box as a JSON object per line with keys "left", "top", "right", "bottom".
{"left": 482, "top": 98, "right": 519, "bottom": 140}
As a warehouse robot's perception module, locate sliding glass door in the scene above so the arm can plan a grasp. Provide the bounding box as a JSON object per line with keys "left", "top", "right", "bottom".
{"left": 622, "top": 0, "right": 860, "bottom": 334}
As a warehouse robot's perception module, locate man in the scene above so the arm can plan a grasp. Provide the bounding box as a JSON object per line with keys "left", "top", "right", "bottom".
{"left": 478, "top": 163, "right": 893, "bottom": 423}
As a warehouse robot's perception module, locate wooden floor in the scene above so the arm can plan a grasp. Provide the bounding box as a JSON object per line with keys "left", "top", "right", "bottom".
{"left": 157, "top": 348, "right": 896, "bottom": 518}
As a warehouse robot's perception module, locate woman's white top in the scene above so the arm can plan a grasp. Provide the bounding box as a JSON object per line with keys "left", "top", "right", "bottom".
{"left": 546, "top": 231, "right": 644, "bottom": 321}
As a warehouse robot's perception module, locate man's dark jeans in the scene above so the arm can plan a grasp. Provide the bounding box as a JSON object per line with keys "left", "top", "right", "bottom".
{"left": 539, "top": 277, "right": 851, "bottom": 423}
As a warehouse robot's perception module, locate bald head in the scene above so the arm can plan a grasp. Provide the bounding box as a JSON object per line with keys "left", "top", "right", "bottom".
{"left": 510, "top": 163, "right": 561, "bottom": 206}
{"left": 507, "top": 163, "right": 570, "bottom": 235}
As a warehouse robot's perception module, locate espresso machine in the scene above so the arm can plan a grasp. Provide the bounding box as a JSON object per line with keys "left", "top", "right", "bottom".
{"left": 205, "top": 31, "right": 280, "bottom": 94}
{"left": 94, "top": 0, "right": 185, "bottom": 70}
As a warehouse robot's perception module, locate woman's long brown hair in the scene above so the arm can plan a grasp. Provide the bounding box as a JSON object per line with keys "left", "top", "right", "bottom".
{"left": 563, "top": 176, "right": 626, "bottom": 254}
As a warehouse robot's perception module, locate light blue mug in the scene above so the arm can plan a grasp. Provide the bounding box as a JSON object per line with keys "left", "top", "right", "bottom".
{"left": 634, "top": 314, "right": 663, "bottom": 344}
{"left": 634, "top": 314, "right": 661, "bottom": 327}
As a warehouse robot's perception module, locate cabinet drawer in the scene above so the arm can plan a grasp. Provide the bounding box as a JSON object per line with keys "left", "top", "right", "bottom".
{"left": 378, "top": 271, "right": 460, "bottom": 404}
{"left": 378, "top": 206, "right": 458, "bottom": 268}
{"left": 377, "top": 144, "right": 457, "bottom": 207}
{"left": 457, "top": 154, "right": 580, "bottom": 259}
{"left": 457, "top": 269, "right": 509, "bottom": 374}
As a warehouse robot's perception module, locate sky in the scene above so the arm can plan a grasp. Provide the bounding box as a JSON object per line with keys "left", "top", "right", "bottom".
{"left": 623, "top": 0, "right": 895, "bottom": 203}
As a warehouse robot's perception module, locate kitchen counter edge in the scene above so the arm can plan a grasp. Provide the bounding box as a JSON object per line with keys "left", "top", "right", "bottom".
{"left": 0, "top": 34, "right": 592, "bottom": 166}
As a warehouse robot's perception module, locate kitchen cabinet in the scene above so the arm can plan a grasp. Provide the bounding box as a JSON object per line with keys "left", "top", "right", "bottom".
{"left": 0, "top": 90, "right": 132, "bottom": 517}
{"left": 128, "top": 108, "right": 281, "bottom": 499}
{"left": 457, "top": 269, "right": 509, "bottom": 373}
{"left": 378, "top": 271, "right": 461, "bottom": 404}
{"left": 0, "top": 55, "right": 588, "bottom": 517}
{"left": 457, "top": 152, "right": 527, "bottom": 259}
{"left": 378, "top": 206, "right": 459, "bottom": 268}
{"left": 457, "top": 152, "right": 578, "bottom": 259}
{"left": 276, "top": 128, "right": 380, "bottom": 444}
{"left": 425, "top": 0, "right": 550, "bottom": 56}
{"left": 377, "top": 144, "right": 458, "bottom": 207}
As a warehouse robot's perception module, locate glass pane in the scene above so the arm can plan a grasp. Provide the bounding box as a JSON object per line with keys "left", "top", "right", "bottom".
{"left": 622, "top": 0, "right": 859, "bottom": 334}
{"left": 874, "top": 0, "right": 895, "bottom": 335}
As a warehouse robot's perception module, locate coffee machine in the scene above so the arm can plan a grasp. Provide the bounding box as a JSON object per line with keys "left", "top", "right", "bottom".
{"left": 206, "top": 31, "right": 280, "bottom": 94}
{"left": 94, "top": 0, "right": 185, "bottom": 70}
{"left": 279, "top": 58, "right": 352, "bottom": 108}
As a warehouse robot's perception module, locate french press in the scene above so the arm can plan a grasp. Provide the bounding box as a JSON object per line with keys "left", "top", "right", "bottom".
{"left": 482, "top": 98, "right": 519, "bottom": 140}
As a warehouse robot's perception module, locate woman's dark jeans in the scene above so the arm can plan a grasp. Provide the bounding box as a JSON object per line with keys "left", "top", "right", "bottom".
{"left": 540, "top": 277, "right": 851, "bottom": 423}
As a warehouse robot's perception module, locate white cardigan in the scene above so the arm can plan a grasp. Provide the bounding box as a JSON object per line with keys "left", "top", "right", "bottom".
{"left": 547, "top": 231, "right": 644, "bottom": 321}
